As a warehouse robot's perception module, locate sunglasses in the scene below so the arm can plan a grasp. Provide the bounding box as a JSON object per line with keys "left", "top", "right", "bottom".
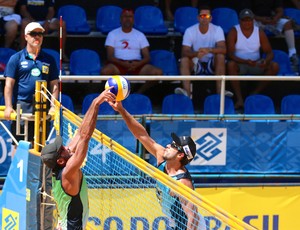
{"left": 171, "top": 141, "right": 183, "bottom": 153}
{"left": 29, "top": 31, "right": 44, "bottom": 37}
{"left": 199, "top": 14, "right": 211, "bottom": 19}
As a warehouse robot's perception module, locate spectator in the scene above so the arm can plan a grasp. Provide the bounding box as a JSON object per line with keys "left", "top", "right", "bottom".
{"left": 164, "top": 0, "right": 199, "bottom": 21}
{"left": 227, "top": 9, "right": 279, "bottom": 110}
{"left": 289, "top": 0, "right": 300, "bottom": 9}
{"left": 19, "top": 0, "right": 69, "bottom": 62}
{"left": 101, "top": 9, "right": 162, "bottom": 94}
{"left": 250, "top": 0, "right": 299, "bottom": 73}
{"left": 177, "top": 5, "right": 230, "bottom": 98}
{"left": 0, "top": 0, "right": 21, "bottom": 48}
{"left": 4, "top": 22, "right": 59, "bottom": 156}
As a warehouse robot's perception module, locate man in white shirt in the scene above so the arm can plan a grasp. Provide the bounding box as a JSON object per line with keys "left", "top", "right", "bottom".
{"left": 101, "top": 9, "right": 162, "bottom": 94}
{"left": 177, "top": 5, "right": 229, "bottom": 98}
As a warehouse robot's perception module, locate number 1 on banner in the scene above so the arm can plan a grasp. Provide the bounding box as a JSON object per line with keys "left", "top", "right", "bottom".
{"left": 17, "top": 159, "right": 24, "bottom": 182}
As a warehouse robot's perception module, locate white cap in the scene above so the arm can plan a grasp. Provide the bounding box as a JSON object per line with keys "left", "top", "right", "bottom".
{"left": 24, "top": 22, "right": 45, "bottom": 35}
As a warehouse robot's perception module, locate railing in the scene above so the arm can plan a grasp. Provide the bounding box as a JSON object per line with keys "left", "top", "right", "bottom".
{"left": 2, "top": 75, "right": 299, "bottom": 118}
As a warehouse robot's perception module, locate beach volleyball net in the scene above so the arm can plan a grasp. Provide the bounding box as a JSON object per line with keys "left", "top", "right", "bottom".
{"left": 38, "top": 81, "right": 255, "bottom": 230}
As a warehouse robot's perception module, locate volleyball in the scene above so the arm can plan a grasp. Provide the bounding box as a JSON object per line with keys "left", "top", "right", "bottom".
{"left": 105, "top": 75, "right": 131, "bottom": 101}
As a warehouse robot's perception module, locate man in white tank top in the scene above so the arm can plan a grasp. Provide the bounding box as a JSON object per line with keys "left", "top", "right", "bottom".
{"left": 226, "top": 9, "right": 279, "bottom": 110}
{"left": 178, "top": 5, "right": 229, "bottom": 98}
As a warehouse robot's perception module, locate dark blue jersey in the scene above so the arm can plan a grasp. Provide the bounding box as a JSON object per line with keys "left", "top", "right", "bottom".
{"left": 19, "top": 0, "right": 55, "bottom": 21}
{"left": 156, "top": 161, "right": 193, "bottom": 230}
{"left": 4, "top": 48, "right": 58, "bottom": 102}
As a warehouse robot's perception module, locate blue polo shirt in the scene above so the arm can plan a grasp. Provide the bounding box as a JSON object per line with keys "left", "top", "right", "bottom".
{"left": 19, "top": 0, "right": 55, "bottom": 21}
{"left": 4, "top": 48, "right": 59, "bottom": 102}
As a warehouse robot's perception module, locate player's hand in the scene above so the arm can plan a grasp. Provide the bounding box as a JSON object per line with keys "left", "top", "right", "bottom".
{"left": 108, "top": 99, "right": 123, "bottom": 113}
{"left": 98, "top": 87, "right": 116, "bottom": 105}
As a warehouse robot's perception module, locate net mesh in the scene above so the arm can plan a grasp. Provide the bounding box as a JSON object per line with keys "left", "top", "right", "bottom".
{"left": 50, "top": 104, "right": 255, "bottom": 230}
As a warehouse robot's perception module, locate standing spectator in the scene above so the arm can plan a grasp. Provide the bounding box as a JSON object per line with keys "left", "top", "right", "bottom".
{"left": 41, "top": 89, "right": 115, "bottom": 229}
{"left": 4, "top": 22, "right": 59, "bottom": 156}
{"left": 227, "top": 9, "right": 279, "bottom": 110}
{"left": 250, "top": 0, "right": 299, "bottom": 73}
{"left": 177, "top": 5, "right": 230, "bottom": 98}
{"left": 19, "top": 0, "right": 69, "bottom": 62}
{"left": 0, "top": 0, "right": 21, "bottom": 48}
{"left": 101, "top": 9, "right": 162, "bottom": 94}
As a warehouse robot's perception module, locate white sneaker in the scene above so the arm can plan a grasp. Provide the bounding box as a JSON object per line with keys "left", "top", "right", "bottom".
{"left": 225, "top": 90, "right": 234, "bottom": 98}
{"left": 174, "top": 87, "right": 188, "bottom": 97}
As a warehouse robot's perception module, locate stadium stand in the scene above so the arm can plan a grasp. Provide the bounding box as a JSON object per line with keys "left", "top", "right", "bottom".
{"left": 150, "top": 49, "right": 179, "bottom": 75}
{"left": 203, "top": 94, "right": 235, "bottom": 114}
{"left": 211, "top": 7, "right": 239, "bottom": 35}
{"left": 281, "top": 94, "right": 300, "bottom": 114}
{"left": 174, "top": 6, "right": 198, "bottom": 34}
{"left": 244, "top": 94, "right": 276, "bottom": 114}
{"left": 162, "top": 93, "right": 194, "bottom": 114}
{"left": 96, "top": 5, "right": 122, "bottom": 34}
{"left": 122, "top": 93, "right": 153, "bottom": 115}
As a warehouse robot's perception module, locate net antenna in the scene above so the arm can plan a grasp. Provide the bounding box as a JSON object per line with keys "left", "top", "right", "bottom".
{"left": 59, "top": 16, "right": 63, "bottom": 103}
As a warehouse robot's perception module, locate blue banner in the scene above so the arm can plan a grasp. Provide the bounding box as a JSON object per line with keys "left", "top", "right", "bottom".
{"left": 0, "top": 121, "right": 12, "bottom": 176}
{"left": 149, "top": 120, "right": 300, "bottom": 173}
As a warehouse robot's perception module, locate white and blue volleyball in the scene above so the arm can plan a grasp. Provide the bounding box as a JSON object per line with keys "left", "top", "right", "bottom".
{"left": 105, "top": 75, "right": 131, "bottom": 101}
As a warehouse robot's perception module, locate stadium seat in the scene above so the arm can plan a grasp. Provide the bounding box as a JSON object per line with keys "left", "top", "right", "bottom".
{"left": 60, "top": 94, "right": 75, "bottom": 112}
{"left": 57, "top": 5, "right": 91, "bottom": 34}
{"left": 96, "top": 5, "right": 122, "bottom": 34}
{"left": 150, "top": 50, "right": 179, "bottom": 75}
{"left": 211, "top": 7, "right": 238, "bottom": 35}
{"left": 284, "top": 8, "right": 300, "bottom": 37}
{"left": 244, "top": 94, "right": 275, "bottom": 114}
{"left": 69, "top": 49, "right": 101, "bottom": 75}
{"left": 281, "top": 94, "right": 300, "bottom": 114}
{"left": 82, "top": 93, "right": 115, "bottom": 115}
{"left": 272, "top": 49, "right": 296, "bottom": 75}
{"left": 203, "top": 94, "right": 235, "bottom": 114}
{"left": 0, "top": 47, "right": 16, "bottom": 74}
{"left": 42, "top": 48, "right": 66, "bottom": 75}
{"left": 174, "top": 6, "right": 198, "bottom": 34}
{"left": 122, "top": 93, "right": 153, "bottom": 115}
{"left": 134, "top": 6, "right": 168, "bottom": 35}
{"left": 162, "top": 94, "right": 194, "bottom": 114}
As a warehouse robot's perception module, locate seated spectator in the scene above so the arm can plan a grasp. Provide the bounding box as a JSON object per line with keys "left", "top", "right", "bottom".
{"left": 19, "top": 0, "right": 68, "bottom": 62}
{"left": 289, "top": 0, "right": 300, "bottom": 9}
{"left": 0, "top": 0, "right": 21, "bottom": 48}
{"left": 226, "top": 9, "right": 279, "bottom": 110}
{"left": 251, "top": 0, "right": 299, "bottom": 73}
{"left": 164, "top": 0, "right": 199, "bottom": 21}
{"left": 100, "top": 9, "right": 162, "bottom": 94}
{"left": 177, "top": 5, "right": 231, "bottom": 98}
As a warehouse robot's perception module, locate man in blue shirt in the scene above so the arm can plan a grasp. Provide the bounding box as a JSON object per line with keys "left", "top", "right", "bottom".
{"left": 4, "top": 22, "right": 59, "bottom": 155}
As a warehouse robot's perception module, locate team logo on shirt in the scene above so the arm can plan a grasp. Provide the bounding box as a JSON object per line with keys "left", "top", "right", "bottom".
{"left": 42, "top": 65, "right": 49, "bottom": 74}
{"left": 31, "top": 68, "right": 41, "bottom": 77}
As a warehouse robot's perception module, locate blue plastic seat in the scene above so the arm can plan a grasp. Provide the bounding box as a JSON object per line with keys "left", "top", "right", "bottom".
{"left": 96, "top": 5, "right": 122, "bottom": 34}
{"left": 284, "top": 8, "right": 300, "bottom": 37}
{"left": 82, "top": 93, "right": 115, "bottom": 115}
{"left": 244, "top": 94, "right": 275, "bottom": 114}
{"left": 150, "top": 50, "right": 179, "bottom": 75}
{"left": 57, "top": 5, "right": 90, "bottom": 34}
{"left": 60, "top": 94, "right": 74, "bottom": 112}
{"left": 122, "top": 94, "right": 153, "bottom": 115}
{"left": 43, "top": 48, "right": 66, "bottom": 75}
{"left": 174, "top": 6, "right": 198, "bottom": 34}
{"left": 203, "top": 94, "right": 235, "bottom": 114}
{"left": 272, "top": 49, "right": 296, "bottom": 75}
{"left": 162, "top": 94, "right": 194, "bottom": 114}
{"left": 211, "top": 7, "right": 238, "bottom": 35}
{"left": 0, "top": 47, "right": 16, "bottom": 74}
{"left": 70, "top": 49, "right": 101, "bottom": 75}
{"left": 281, "top": 94, "right": 300, "bottom": 114}
{"left": 134, "top": 6, "right": 168, "bottom": 35}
